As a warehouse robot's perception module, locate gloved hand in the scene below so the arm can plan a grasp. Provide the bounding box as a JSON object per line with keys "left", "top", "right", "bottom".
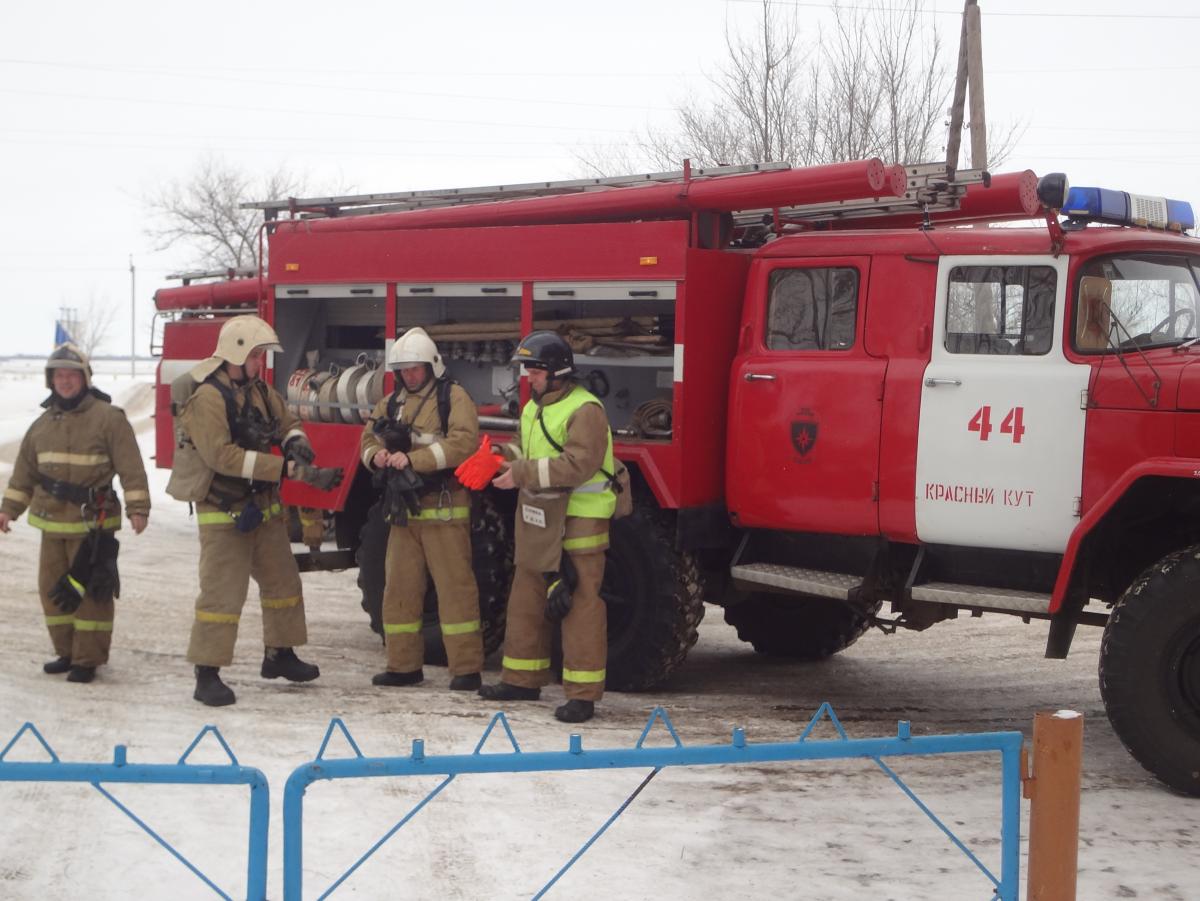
{"left": 294, "top": 464, "right": 345, "bottom": 491}
{"left": 455, "top": 435, "right": 504, "bottom": 490}
{"left": 283, "top": 435, "right": 316, "bottom": 467}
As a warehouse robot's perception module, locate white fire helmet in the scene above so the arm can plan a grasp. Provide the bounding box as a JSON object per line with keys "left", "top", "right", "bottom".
{"left": 190, "top": 315, "right": 283, "bottom": 381}
{"left": 387, "top": 327, "right": 445, "bottom": 378}
{"left": 45, "top": 343, "right": 93, "bottom": 390}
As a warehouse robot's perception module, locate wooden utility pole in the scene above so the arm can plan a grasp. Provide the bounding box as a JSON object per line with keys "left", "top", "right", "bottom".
{"left": 966, "top": 1, "right": 988, "bottom": 170}
{"left": 945, "top": 0, "right": 988, "bottom": 172}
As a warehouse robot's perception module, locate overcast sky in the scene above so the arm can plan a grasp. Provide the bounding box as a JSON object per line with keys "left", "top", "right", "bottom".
{"left": 2, "top": 1, "right": 1197, "bottom": 357}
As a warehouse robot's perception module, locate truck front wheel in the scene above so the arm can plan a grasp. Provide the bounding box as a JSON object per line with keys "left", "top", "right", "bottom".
{"left": 1100, "top": 547, "right": 1200, "bottom": 796}
{"left": 723, "top": 592, "right": 878, "bottom": 660}
{"left": 601, "top": 508, "right": 705, "bottom": 691}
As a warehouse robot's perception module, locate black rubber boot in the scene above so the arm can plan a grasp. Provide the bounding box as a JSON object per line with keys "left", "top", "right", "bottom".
{"left": 449, "top": 673, "right": 482, "bottom": 692}
{"left": 43, "top": 656, "right": 71, "bottom": 675}
{"left": 372, "top": 669, "right": 424, "bottom": 687}
{"left": 66, "top": 665, "right": 96, "bottom": 684}
{"left": 194, "top": 666, "right": 236, "bottom": 707}
{"left": 478, "top": 681, "right": 540, "bottom": 701}
{"left": 261, "top": 647, "right": 320, "bottom": 682}
{"left": 554, "top": 700, "right": 595, "bottom": 723}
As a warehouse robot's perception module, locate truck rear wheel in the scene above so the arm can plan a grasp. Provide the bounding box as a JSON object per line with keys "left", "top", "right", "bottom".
{"left": 601, "top": 508, "right": 705, "bottom": 691}
{"left": 356, "top": 493, "right": 511, "bottom": 665}
{"left": 723, "top": 592, "right": 878, "bottom": 660}
{"left": 1100, "top": 547, "right": 1200, "bottom": 796}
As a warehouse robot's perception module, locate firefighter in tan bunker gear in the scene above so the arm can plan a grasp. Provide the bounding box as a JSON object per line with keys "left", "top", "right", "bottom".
{"left": 360, "top": 328, "right": 485, "bottom": 689}
{"left": 0, "top": 344, "right": 150, "bottom": 684}
{"left": 479, "top": 331, "right": 615, "bottom": 724}
{"left": 168, "top": 315, "right": 344, "bottom": 707}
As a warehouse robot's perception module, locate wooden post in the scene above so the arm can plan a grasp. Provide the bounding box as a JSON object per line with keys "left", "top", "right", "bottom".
{"left": 1024, "top": 710, "right": 1083, "bottom": 901}
{"left": 944, "top": 0, "right": 973, "bottom": 174}
{"left": 966, "top": 0, "right": 988, "bottom": 170}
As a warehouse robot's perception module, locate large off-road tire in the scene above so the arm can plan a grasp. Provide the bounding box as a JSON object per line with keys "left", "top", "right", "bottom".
{"left": 356, "top": 493, "right": 512, "bottom": 665}
{"left": 1100, "top": 547, "right": 1200, "bottom": 796}
{"left": 601, "top": 508, "right": 705, "bottom": 691}
{"left": 723, "top": 592, "right": 879, "bottom": 660}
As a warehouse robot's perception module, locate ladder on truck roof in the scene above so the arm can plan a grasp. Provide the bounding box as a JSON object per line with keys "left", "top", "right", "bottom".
{"left": 739, "top": 162, "right": 989, "bottom": 227}
{"left": 166, "top": 267, "right": 257, "bottom": 285}
{"left": 242, "top": 161, "right": 990, "bottom": 227}
{"left": 240, "top": 162, "right": 791, "bottom": 218}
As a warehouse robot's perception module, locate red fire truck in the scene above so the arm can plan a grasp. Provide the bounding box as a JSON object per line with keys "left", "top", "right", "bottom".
{"left": 153, "top": 159, "right": 1200, "bottom": 795}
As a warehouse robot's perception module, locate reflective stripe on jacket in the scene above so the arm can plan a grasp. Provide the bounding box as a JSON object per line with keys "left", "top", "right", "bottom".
{"left": 0, "top": 391, "right": 150, "bottom": 529}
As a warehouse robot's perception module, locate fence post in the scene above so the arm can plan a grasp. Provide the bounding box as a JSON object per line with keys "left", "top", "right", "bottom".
{"left": 1024, "top": 709, "right": 1083, "bottom": 901}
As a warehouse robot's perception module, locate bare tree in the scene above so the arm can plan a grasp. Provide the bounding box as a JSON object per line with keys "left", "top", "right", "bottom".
{"left": 576, "top": 1, "right": 1024, "bottom": 177}
{"left": 62, "top": 293, "right": 119, "bottom": 359}
{"left": 633, "top": 0, "right": 813, "bottom": 170}
{"left": 145, "top": 156, "right": 307, "bottom": 271}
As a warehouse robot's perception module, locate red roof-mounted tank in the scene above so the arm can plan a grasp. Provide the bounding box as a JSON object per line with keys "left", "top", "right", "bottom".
{"left": 153, "top": 278, "right": 262, "bottom": 312}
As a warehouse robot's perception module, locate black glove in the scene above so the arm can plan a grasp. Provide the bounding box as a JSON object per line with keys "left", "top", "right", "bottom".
{"left": 293, "top": 464, "right": 344, "bottom": 491}
{"left": 544, "top": 554, "right": 579, "bottom": 623}
{"left": 50, "top": 573, "right": 84, "bottom": 613}
{"left": 86, "top": 531, "right": 120, "bottom": 602}
{"left": 283, "top": 435, "right": 316, "bottom": 467}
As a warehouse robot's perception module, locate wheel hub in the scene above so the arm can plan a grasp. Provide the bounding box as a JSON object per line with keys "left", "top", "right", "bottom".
{"left": 1179, "top": 633, "right": 1200, "bottom": 722}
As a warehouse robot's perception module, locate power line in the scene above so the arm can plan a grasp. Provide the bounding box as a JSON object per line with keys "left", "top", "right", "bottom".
{"left": 0, "top": 87, "right": 651, "bottom": 134}
{"left": 0, "top": 58, "right": 680, "bottom": 112}
{"left": 0, "top": 56, "right": 700, "bottom": 80}
{"left": 724, "top": 0, "right": 1200, "bottom": 19}
{"left": 0, "top": 137, "right": 581, "bottom": 160}
{"left": 2, "top": 126, "right": 638, "bottom": 148}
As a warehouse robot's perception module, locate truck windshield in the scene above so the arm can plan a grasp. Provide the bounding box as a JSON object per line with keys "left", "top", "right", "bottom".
{"left": 1075, "top": 253, "right": 1200, "bottom": 352}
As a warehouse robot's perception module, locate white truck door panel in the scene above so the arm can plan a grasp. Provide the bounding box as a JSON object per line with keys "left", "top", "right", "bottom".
{"left": 915, "top": 255, "right": 1088, "bottom": 553}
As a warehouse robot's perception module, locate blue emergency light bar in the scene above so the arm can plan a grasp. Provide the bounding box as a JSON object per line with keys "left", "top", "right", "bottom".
{"left": 1063, "top": 186, "right": 1195, "bottom": 231}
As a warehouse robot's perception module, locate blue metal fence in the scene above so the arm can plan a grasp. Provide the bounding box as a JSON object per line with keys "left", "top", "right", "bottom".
{"left": 283, "top": 703, "right": 1024, "bottom": 900}
{"left": 0, "top": 721, "right": 269, "bottom": 900}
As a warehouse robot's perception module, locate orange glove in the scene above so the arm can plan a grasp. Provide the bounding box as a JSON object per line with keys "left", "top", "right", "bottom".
{"left": 455, "top": 435, "right": 504, "bottom": 490}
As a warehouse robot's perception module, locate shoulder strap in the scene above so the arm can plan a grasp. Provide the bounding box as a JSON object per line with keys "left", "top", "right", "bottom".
{"left": 204, "top": 376, "right": 242, "bottom": 438}
{"left": 385, "top": 387, "right": 405, "bottom": 422}
{"left": 436, "top": 378, "right": 456, "bottom": 437}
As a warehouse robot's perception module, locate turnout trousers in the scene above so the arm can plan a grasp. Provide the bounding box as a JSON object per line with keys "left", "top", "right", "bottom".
{"left": 186, "top": 513, "right": 308, "bottom": 667}
{"left": 500, "top": 517, "right": 609, "bottom": 702}
{"left": 382, "top": 502, "right": 484, "bottom": 675}
{"left": 38, "top": 534, "right": 113, "bottom": 668}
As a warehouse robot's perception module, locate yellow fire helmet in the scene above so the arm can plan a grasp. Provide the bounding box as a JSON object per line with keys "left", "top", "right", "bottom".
{"left": 387, "top": 327, "right": 446, "bottom": 378}
{"left": 45, "top": 342, "right": 93, "bottom": 389}
{"left": 190, "top": 315, "right": 283, "bottom": 381}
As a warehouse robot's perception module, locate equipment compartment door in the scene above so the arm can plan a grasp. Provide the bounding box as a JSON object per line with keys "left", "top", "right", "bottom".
{"left": 915, "top": 256, "right": 1086, "bottom": 553}
{"left": 727, "top": 256, "right": 884, "bottom": 534}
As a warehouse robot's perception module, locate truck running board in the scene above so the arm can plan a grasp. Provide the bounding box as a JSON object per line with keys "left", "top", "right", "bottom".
{"left": 909, "top": 582, "right": 1052, "bottom": 614}
{"left": 730, "top": 563, "right": 862, "bottom": 600}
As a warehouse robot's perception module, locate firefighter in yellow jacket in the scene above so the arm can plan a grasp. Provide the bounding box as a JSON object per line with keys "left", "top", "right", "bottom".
{"left": 360, "top": 328, "right": 485, "bottom": 689}
{"left": 0, "top": 344, "right": 150, "bottom": 683}
{"left": 167, "top": 315, "right": 344, "bottom": 707}
{"left": 479, "top": 331, "right": 615, "bottom": 723}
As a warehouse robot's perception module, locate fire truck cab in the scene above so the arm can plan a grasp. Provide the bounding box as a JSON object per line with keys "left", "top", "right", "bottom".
{"left": 153, "top": 161, "right": 1200, "bottom": 795}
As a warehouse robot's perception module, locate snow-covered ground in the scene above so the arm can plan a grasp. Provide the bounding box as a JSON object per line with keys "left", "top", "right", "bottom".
{"left": 0, "top": 364, "right": 1196, "bottom": 900}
